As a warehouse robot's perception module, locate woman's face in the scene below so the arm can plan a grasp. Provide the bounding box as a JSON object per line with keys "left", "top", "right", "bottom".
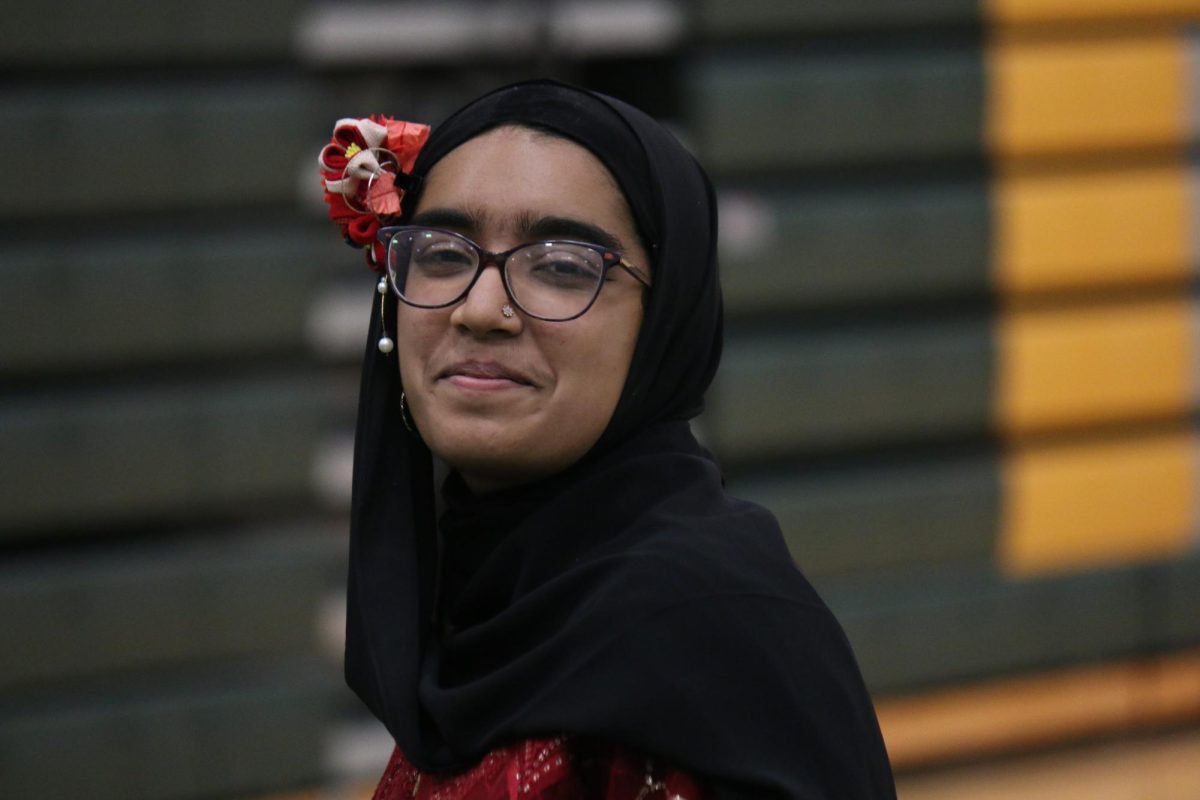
{"left": 396, "top": 126, "right": 649, "bottom": 492}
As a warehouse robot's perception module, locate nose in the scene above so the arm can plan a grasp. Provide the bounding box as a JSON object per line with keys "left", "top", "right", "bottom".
{"left": 449, "top": 262, "right": 521, "bottom": 335}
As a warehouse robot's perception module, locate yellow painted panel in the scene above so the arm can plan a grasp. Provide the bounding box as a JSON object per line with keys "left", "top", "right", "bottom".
{"left": 997, "top": 297, "right": 1192, "bottom": 434}
{"left": 1000, "top": 430, "right": 1194, "bottom": 575}
{"left": 987, "top": 0, "right": 1200, "bottom": 25}
{"left": 897, "top": 729, "right": 1200, "bottom": 800}
{"left": 994, "top": 165, "right": 1190, "bottom": 293}
{"left": 878, "top": 651, "right": 1200, "bottom": 769}
{"left": 988, "top": 35, "right": 1187, "bottom": 158}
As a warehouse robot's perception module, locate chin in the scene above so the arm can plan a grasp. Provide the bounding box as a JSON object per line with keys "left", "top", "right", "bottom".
{"left": 438, "top": 448, "right": 556, "bottom": 493}
{"left": 421, "top": 422, "right": 587, "bottom": 493}
{"left": 424, "top": 422, "right": 535, "bottom": 480}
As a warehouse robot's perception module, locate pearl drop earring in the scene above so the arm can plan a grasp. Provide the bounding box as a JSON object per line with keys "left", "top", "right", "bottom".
{"left": 377, "top": 277, "right": 395, "bottom": 354}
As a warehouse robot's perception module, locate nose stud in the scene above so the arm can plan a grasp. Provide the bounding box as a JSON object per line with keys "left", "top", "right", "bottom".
{"left": 501, "top": 304, "right": 515, "bottom": 318}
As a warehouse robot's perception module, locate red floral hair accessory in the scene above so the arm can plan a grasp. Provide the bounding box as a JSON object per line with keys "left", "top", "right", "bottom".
{"left": 319, "top": 115, "right": 430, "bottom": 271}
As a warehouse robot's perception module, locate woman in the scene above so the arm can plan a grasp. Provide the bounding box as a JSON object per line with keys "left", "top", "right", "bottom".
{"left": 320, "top": 80, "right": 896, "bottom": 799}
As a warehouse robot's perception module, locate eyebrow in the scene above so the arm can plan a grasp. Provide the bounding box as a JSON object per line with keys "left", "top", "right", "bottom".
{"left": 407, "top": 207, "right": 479, "bottom": 232}
{"left": 524, "top": 216, "right": 623, "bottom": 252}
{"left": 408, "top": 207, "right": 625, "bottom": 252}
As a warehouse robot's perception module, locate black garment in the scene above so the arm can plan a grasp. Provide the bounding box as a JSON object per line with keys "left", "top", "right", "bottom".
{"left": 344, "top": 80, "right": 896, "bottom": 799}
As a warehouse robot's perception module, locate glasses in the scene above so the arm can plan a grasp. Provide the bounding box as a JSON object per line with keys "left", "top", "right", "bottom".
{"left": 377, "top": 226, "right": 651, "bottom": 322}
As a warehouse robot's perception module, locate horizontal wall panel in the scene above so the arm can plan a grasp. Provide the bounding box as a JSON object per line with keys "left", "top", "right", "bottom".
{"left": 823, "top": 562, "right": 1166, "bottom": 692}
{"left": 709, "top": 319, "right": 992, "bottom": 460}
{"left": 988, "top": 33, "right": 1190, "bottom": 158}
{"left": 0, "top": 228, "right": 350, "bottom": 375}
{"left": 720, "top": 164, "right": 1192, "bottom": 309}
{"left": 993, "top": 164, "right": 1192, "bottom": 294}
{"left": 1000, "top": 430, "right": 1197, "bottom": 576}
{"left": 690, "top": 47, "right": 983, "bottom": 172}
{"left": 1162, "top": 555, "right": 1200, "bottom": 644}
{"left": 0, "top": 662, "right": 337, "bottom": 800}
{"left": 719, "top": 181, "right": 989, "bottom": 312}
{"left": 986, "top": 0, "right": 1200, "bottom": 25}
{"left": 0, "top": 376, "right": 353, "bottom": 535}
{"left": 732, "top": 454, "right": 998, "bottom": 576}
{"left": 697, "top": 0, "right": 976, "bottom": 37}
{"left": 996, "top": 296, "right": 1193, "bottom": 435}
{"left": 0, "top": 80, "right": 323, "bottom": 218}
{"left": 0, "top": 1, "right": 302, "bottom": 65}
{"left": 296, "top": 1, "right": 685, "bottom": 64}
{"left": 739, "top": 429, "right": 1200, "bottom": 584}
{"left": 0, "top": 528, "right": 344, "bottom": 691}
{"left": 696, "top": 0, "right": 1200, "bottom": 38}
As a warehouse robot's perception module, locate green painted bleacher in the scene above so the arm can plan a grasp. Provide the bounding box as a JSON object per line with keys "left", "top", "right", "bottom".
{"left": 719, "top": 180, "right": 990, "bottom": 312}
{"left": 1, "top": 80, "right": 324, "bottom": 218}
{"left": 689, "top": 47, "right": 984, "bottom": 172}
{"left": 0, "top": 528, "right": 344, "bottom": 690}
{"left": 0, "top": 1, "right": 303, "bottom": 65}
{"left": 696, "top": 0, "right": 1200, "bottom": 38}
{"left": 0, "top": 661, "right": 338, "bottom": 800}
{"left": 0, "top": 2, "right": 357, "bottom": 798}
{"left": 731, "top": 453, "right": 998, "bottom": 576}
{"left": 696, "top": 0, "right": 976, "bottom": 37}
{"left": 824, "top": 556, "right": 1200, "bottom": 693}
{"left": 1163, "top": 555, "right": 1200, "bottom": 642}
{"left": 0, "top": 228, "right": 348, "bottom": 374}
{"left": 708, "top": 318, "right": 993, "bottom": 460}
{"left": 0, "top": 376, "right": 353, "bottom": 535}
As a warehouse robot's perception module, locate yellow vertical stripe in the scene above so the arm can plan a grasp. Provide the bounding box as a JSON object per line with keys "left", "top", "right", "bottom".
{"left": 996, "top": 297, "right": 1192, "bottom": 435}
{"left": 986, "top": 0, "right": 1200, "bottom": 25}
{"left": 993, "top": 165, "right": 1190, "bottom": 293}
{"left": 993, "top": 0, "right": 1200, "bottom": 24}
{"left": 988, "top": 34, "right": 1187, "bottom": 158}
{"left": 1000, "top": 430, "right": 1194, "bottom": 576}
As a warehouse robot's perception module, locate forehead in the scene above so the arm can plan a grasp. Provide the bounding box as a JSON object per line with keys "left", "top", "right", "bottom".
{"left": 413, "top": 127, "right": 637, "bottom": 246}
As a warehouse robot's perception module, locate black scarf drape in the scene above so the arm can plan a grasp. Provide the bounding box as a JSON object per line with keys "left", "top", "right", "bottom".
{"left": 345, "top": 80, "right": 895, "bottom": 799}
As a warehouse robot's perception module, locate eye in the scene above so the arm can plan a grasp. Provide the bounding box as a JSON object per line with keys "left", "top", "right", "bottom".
{"left": 411, "top": 237, "right": 475, "bottom": 275}
{"left": 521, "top": 245, "right": 602, "bottom": 290}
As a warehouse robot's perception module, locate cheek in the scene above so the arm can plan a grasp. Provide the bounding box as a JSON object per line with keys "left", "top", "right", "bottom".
{"left": 550, "top": 316, "right": 639, "bottom": 419}
{"left": 394, "top": 306, "right": 439, "bottom": 389}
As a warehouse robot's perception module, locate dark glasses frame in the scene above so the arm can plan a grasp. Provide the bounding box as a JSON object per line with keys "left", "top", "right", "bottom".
{"left": 376, "top": 225, "right": 652, "bottom": 322}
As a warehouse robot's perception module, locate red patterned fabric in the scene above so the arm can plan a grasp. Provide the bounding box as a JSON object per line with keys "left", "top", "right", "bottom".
{"left": 373, "top": 737, "right": 705, "bottom": 800}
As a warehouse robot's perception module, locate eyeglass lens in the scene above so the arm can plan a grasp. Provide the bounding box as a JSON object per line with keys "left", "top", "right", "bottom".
{"left": 388, "top": 229, "right": 608, "bottom": 320}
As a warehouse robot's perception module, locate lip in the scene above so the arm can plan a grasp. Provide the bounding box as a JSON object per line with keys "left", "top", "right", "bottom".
{"left": 439, "top": 360, "right": 535, "bottom": 390}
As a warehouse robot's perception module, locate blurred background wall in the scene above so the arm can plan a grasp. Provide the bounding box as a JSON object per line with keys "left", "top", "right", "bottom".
{"left": 2, "top": 1, "right": 1199, "bottom": 798}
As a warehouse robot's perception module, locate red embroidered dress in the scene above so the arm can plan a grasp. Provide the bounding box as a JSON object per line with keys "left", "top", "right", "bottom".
{"left": 373, "top": 737, "right": 704, "bottom": 800}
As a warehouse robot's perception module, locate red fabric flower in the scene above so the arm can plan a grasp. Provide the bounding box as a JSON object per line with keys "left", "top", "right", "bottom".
{"left": 319, "top": 115, "right": 430, "bottom": 271}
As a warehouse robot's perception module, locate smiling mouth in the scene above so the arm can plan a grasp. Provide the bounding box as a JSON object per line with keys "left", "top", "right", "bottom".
{"left": 440, "top": 361, "right": 534, "bottom": 390}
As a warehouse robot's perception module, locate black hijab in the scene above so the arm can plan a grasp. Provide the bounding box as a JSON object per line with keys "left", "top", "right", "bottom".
{"left": 345, "top": 80, "right": 895, "bottom": 799}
